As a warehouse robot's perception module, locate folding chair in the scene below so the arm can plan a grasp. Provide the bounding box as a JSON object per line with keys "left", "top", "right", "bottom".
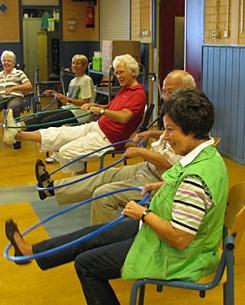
{"left": 129, "top": 181, "right": 245, "bottom": 305}
{"left": 98, "top": 103, "right": 155, "bottom": 169}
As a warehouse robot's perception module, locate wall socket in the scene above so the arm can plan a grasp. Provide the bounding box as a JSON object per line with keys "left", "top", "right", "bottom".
{"left": 211, "top": 30, "right": 220, "bottom": 39}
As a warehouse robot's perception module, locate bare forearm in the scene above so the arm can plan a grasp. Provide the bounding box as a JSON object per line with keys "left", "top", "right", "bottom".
{"left": 68, "top": 98, "right": 89, "bottom": 106}
{"left": 11, "top": 81, "right": 33, "bottom": 93}
{"left": 142, "top": 212, "right": 194, "bottom": 249}
{"left": 123, "top": 201, "right": 194, "bottom": 249}
{"left": 102, "top": 109, "right": 132, "bottom": 123}
{"left": 147, "top": 129, "right": 164, "bottom": 139}
{"left": 137, "top": 148, "right": 171, "bottom": 169}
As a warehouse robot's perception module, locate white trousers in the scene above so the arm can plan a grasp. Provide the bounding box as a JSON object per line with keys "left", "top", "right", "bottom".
{"left": 39, "top": 122, "right": 111, "bottom": 173}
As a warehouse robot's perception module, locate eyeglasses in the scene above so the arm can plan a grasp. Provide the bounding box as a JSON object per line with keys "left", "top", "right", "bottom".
{"left": 161, "top": 88, "right": 174, "bottom": 96}
{"left": 114, "top": 70, "right": 127, "bottom": 76}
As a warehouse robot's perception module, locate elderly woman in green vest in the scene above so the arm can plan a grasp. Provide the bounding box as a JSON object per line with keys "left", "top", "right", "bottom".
{"left": 5, "top": 88, "right": 228, "bottom": 305}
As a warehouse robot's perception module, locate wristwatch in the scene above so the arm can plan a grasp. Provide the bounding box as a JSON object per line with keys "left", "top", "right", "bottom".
{"left": 141, "top": 208, "right": 152, "bottom": 223}
{"left": 100, "top": 109, "right": 105, "bottom": 114}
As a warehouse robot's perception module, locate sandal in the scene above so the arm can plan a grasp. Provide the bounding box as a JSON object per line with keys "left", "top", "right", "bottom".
{"left": 35, "top": 159, "right": 54, "bottom": 200}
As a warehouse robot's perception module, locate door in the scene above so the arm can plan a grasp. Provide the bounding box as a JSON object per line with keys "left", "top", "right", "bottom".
{"left": 22, "top": 7, "right": 61, "bottom": 84}
{"left": 23, "top": 18, "right": 42, "bottom": 83}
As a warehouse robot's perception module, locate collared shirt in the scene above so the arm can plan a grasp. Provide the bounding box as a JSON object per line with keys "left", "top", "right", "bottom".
{"left": 180, "top": 137, "right": 215, "bottom": 167}
{"left": 170, "top": 138, "right": 215, "bottom": 235}
{"left": 0, "top": 68, "right": 29, "bottom": 99}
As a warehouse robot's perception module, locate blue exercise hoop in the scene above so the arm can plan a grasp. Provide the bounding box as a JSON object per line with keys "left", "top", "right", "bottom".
{"left": 36, "top": 139, "right": 135, "bottom": 192}
{"left": 4, "top": 186, "right": 150, "bottom": 263}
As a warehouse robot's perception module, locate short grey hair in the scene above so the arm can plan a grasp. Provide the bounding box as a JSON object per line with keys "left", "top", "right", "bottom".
{"left": 1, "top": 50, "right": 16, "bottom": 64}
{"left": 72, "top": 54, "right": 89, "bottom": 68}
{"left": 112, "top": 54, "right": 139, "bottom": 77}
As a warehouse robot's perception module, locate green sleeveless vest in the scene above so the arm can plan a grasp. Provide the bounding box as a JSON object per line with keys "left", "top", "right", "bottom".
{"left": 122, "top": 145, "right": 228, "bottom": 281}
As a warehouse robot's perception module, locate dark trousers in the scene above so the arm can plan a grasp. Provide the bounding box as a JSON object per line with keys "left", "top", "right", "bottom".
{"left": 0, "top": 96, "right": 24, "bottom": 118}
{"left": 33, "top": 219, "right": 139, "bottom": 305}
{"left": 24, "top": 109, "right": 77, "bottom": 131}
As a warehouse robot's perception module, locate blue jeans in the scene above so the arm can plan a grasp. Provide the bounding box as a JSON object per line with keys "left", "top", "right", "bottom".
{"left": 33, "top": 219, "right": 139, "bottom": 305}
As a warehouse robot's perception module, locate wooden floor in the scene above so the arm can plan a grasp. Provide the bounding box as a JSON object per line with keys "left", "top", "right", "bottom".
{"left": 0, "top": 123, "right": 245, "bottom": 305}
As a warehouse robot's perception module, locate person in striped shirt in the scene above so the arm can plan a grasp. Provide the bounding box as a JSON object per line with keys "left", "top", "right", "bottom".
{"left": 0, "top": 50, "right": 33, "bottom": 118}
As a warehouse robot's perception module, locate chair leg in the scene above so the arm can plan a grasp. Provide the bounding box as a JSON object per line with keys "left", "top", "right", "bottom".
{"left": 84, "top": 161, "right": 87, "bottom": 173}
{"left": 223, "top": 249, "right": 235, "bottom": 305}
{"left": 223, "top": 272, "right": 234, "bottom": 305}
{"left": 138, "top": 285, "right": 145, "bottom": 305}
{"left": 130, "top": 281, "right": 146, "bottom": 305}
{"left": 99, "top": 155, "right": 105, "bottom": 169}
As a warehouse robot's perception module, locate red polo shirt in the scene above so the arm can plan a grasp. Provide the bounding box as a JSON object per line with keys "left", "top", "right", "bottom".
{"left": 98, "top": 84, "right": 146, "bottom": 149}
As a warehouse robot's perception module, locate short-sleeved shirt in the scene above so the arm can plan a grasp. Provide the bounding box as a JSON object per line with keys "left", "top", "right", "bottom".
{"left": 0, "top": 68, "right": 29, "bottom": 99}
{"left": 67, "top": 74, "right": 95, "bottom": 102}
{"left": 98, "top": 84, "right": 146, "bottom": 148}
{"left": 62, "top": 74, "right": 96, "bottom": 124}
{"left": 171, "top": 175, "right": 213, "bottom": 235}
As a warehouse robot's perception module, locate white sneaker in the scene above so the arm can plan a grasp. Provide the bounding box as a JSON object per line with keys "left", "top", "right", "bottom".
{"left": 3, "top": 109, "right": 21, "bottom": 145}
{"left": 45, "top": 151, "right": 60, "bottom": 164}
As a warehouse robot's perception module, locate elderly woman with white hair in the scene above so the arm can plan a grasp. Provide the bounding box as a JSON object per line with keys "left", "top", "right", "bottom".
{"left": 0, "top": 50, "right": 33, "bottom": 117}
{"left": 3, "top": 54, "right": 146, "bottom": 174}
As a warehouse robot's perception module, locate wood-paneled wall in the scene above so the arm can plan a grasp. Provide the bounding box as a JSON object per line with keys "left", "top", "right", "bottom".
{"left": 205, "top": 0, "right": 245, "bottom": 45}
{"left": 131, "top": 0, "right": 152, "bottom": 43}
{"left": 0, "top": 0, "right": 20, "bottom": 42}
{"left": 202, "top": 45, "right": 245, "bottom": 164}
{"left": 62, "top": 0, "right": 99, "bottom": 41}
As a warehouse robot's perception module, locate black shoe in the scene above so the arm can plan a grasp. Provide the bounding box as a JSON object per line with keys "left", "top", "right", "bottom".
{"left": 5, "top": 219, "right": 31, "bottom": 265}
{"left": 35, "top": 159, "right": 54, "bottom": 200}
{"left": 12, "top": 141, "right": 21, "bottom": 149}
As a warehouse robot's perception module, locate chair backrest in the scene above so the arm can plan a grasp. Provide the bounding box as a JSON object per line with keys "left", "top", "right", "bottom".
{"left": 214, "top": 136, "right": 221, "bottom": 146}
{"left": 60, "top": 68, "right": 74, "bottom": 94}
{"left": 225, "top": 181, "right": 245, "bottom": 246}
{"left": 137, "top": 103, "right": 155, "bottom": 132}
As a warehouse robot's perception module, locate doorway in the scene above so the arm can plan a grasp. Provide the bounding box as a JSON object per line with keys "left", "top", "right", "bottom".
{"left": 158, "top": 0, "right": 185, "bottom": 83}
{"left": 22, "top": 7, "right": 61, "bottom": 84}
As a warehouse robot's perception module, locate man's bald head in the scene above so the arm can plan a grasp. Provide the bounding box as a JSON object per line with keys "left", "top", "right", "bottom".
{"left": 162, "top": 70, "right": 196, "bottom": 101}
